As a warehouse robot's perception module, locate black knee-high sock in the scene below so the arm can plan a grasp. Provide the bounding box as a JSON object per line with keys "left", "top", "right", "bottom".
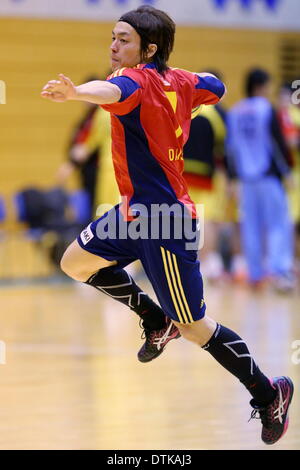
{"left": 86, "top": 266, "right": 166, "bottom": 331}
{"left": 202, "top": 323, "right": 277, "bottom": 405}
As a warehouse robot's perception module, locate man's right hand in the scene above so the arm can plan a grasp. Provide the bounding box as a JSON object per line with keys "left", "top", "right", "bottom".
{"left": 41, "top": 73, "right": 77, "bottom": 102}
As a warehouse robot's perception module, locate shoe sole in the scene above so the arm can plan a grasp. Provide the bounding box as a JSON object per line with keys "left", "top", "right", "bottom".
{"left": 138, "top": 331, "right": 181, "bottom": 363}
{"left": 138, "top": 347, "right": 165, "bottom": 363}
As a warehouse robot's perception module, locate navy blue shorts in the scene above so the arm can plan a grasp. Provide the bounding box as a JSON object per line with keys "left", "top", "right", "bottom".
{"left": 77, "top": 205, "right": 206, "bottom": 323}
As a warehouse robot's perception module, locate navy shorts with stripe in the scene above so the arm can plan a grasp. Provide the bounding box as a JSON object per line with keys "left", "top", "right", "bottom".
{"left": 77, "top": 205, "right": 206, "bottom": 323}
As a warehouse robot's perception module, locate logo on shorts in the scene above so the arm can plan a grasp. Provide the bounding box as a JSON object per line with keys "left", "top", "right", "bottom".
{"left": 80, "top": 224, "right": 94, "bottom": 245}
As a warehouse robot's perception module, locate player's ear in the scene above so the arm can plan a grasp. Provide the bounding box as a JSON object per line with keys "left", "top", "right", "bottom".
{"left": 146, "top": 43, "right": 157, "bottom": 59}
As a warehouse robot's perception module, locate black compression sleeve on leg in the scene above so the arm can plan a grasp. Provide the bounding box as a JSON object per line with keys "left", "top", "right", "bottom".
{"left": 203, "top": 323, "right": 276, "bottom": 405}
{"left": 86, "top": 266, "right": 166, "bottom": 330}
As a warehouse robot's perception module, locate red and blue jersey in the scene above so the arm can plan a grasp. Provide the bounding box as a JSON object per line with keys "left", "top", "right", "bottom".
{"left": 101, "top": 63, "right": 225, "bottom": 219}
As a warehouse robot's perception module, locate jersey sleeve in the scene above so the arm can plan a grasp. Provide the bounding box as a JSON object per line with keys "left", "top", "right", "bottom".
{"left": 101, "top": 70, "right": 142, "bottom": 115}
{"left": 192, "top": 74, "right": 225, "bottom": 107}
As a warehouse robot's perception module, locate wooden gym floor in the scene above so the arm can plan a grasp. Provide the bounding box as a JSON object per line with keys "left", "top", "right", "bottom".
{"left": 0, "top": 276, "right": 299, "bottom": 450}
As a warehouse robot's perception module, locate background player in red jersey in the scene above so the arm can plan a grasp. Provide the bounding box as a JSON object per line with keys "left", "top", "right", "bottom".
{"left": 41, "top": 5, "right": 293, "bottom": 445}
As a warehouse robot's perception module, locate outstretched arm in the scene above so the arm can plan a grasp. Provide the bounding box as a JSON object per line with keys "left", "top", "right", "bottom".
{"left": 41, "top": 73, "right": 121, "bottom": 104}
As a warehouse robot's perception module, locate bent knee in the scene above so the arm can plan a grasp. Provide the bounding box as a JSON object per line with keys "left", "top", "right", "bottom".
{"left": 175, "top": 316, "right": 217, "bottom": 346}
{"left": 60, "top": 241, "right": 116, "bottom": 282}
{"left": 60, "top": 251, "right": 78, "bottom": 280}
{"left": 177, "top": 323, "right": 199, "bottom": 343}
{"left": 60, "top": 250, "right": 89, "bottom": 282}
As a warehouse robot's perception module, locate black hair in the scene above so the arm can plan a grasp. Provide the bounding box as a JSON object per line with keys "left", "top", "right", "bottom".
{"left": 119, "top": 5, "right": 175, "bottom": 74}
{"left": 245, "top": 68, "right": 270, "bottom": 97}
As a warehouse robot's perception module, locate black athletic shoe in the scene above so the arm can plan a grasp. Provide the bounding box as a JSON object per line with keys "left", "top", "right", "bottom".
{"left": 138, "top": 316, "right": 181, "bottom": 363}
{"left": 249, "top": 376, "right": 294, "bottom": 445}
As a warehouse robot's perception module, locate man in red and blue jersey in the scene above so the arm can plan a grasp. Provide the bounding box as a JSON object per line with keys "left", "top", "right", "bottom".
{"left": 41, "top": 5, "right": 293, "bottom": 445}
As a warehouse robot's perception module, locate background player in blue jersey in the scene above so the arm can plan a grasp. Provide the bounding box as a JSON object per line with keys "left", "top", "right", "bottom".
{"left": 41, "top": 5, "right": 293, "bottom": 445}
{"left": 227, "top": 68, "right": 294, "bottom": 292}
